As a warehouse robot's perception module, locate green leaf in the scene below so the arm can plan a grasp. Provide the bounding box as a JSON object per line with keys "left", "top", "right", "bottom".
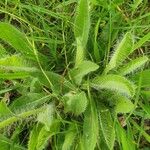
{"left": 63, "top": 91, "right": 88, "bottom": 115}
{"left": 139, "top": 102, "right": 150, "bottom": 117}
{"left": 28, "top": 125, "right": 42, "bottom": 150}
{"left": 37, "top": 104, "right": 55, "bottom": 131}
{"left": 74, "top": 0, "right": 90, "bottom": 66}
{"left": 91, "top": 75, "right": 135, "bottom": 97}
{"left": 0, "top": 134, "right": 26, "bottom": 150}
{"left": 0, "top": 44, "right": 7, "bottom": 57}
{"left": 131, "top": 119, "right": 150, "bottom": 143}
{"left": 99, "top": 106, "right": 115, "bottom": 150}
{"left": 0, "top": 106, "right": 45, "bottom": 129}
{"left": 70, "top": 60, "right": 99, "bottom": 85}
{"left": 62, "top": 124, "right": 77, "bottom": 150}
{"left": 104, "top": 32, "right": 133, "bottom": 73}
{"left": 132, "top": 69, "right": 150, "bottom": 87}
{"left": 0, "top": 23, "right": 35, "bottom": 61}
{"left": 141, "top": 90, "right": 150, "bottom": 100}
{"left": 82, "top": 98, "right": 99, "bottom": 150}
{"left": 116, "top": 123, "right": 133, "bottom": 150}
{"left": 0, "top": 101, "right": 12, "bottom": 118}
{"left": 0, "top": 55, "right": 37, "bottom": 72}
{"left": 118, "top": 56, "right": 149, "bottom": 75}
{"left": 36, "top": 120, "right": 60, "bottom": 150}
{"left": 114, "top": 95, "right": 134, "bottom": 113}
{"left": 31, "top": 71, "right": 76, "bottom": 95}
{"left": 0, "top": 72, "right": 30, "bottom": 79}
{"left": 133, "top": 32, "right": 150, "bottom": 50}
{"left": 10, "top": 93, "right": 51, "bottom": 112}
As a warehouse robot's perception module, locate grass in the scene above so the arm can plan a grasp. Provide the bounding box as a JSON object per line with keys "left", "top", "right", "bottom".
{"left": 0, "top": 0, "right": 150, "bottom": 149}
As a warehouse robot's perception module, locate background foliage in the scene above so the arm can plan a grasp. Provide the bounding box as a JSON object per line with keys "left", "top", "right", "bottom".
{"left": 0, "top": 0, "right": 150, "bottom": 149}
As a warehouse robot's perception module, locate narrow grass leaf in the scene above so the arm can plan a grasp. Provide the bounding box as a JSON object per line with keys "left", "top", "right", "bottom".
{"left": 0, "top": 134, "right": 26, "bottom": 150}
{"left": 116, "top": 123, "right": 132, "bottom": 150}
{"left": 0, "top": 107, "right": 45, "bottom": 129}
{"left": 133, "top": 32, "right": 150, "bottom": 50}
{"left": 132, "top": 69, "right": 150, "bottom": 87}
{"left": 131, "top": 119, "right": 150, "bottom": 143}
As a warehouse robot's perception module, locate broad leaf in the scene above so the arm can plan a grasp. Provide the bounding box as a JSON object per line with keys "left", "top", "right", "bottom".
{"left": 114, "top": 95, "right": 134, "bottom": 113}
{"left": 91, "top": 74, "right": 135, "bottom": 97}
{"left": 104, "top": 32, "right": 133, "bottom": 73}
{"left": 82, "top": 98, "right": 99, "bottom": 150}
{"left": 74, "top": 0, "right": 90, "bottom": 66}
{"left": 63, "top": 91, "right": 88, "bottom": 115}
{"left": 99, "top": 106, "right": 115, "bottom": 150}
{"left": 36, "top": 120, "right": 60, "bottom": 150}
{"left": 62, "top": 124, "right": 77, "bottom": 150}
{"left": 0, "top": 101, "right": 12, "bottom": 118}
{"left": 0, "top": 55, "right": 37, "bottom": 72}
{"left": 31, "top": 71, "right": 76, "bottom": 95}
{"left": 70, "top": 60, "right": 99, "bottom": 85}
{"left": 37, "top": 104, "right": 55, "bottom": 131}
{"left": 10, "top": 93, "right": 51, "bottom": 112}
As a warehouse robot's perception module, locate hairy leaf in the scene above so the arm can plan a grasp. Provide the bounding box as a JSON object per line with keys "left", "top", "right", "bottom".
{"left": 63, "top": 91, "right": 88, "bottom": 115}
{"left": 0, "top": 55, "right": 37, "bottom": 72}
{"left": 105, "top": 32, "right": 133, "bottom": 73}
{"left": 82, "top": 98, "right": 99, "bottom": 150}
{"left": 37, "top": 104, "right": 54, "bottom": 131}
{"left": 10, "top": 93, "right": 51, "bottom": 112}
{"left": 36, "top": 120, "right": 60, "bottom": 150}
{"left": 99, "top": 106, "right": 115, "bottom": 150}
{"left": 118, "top": 56, "right": 149, "bottom": 75}
{"left": 74, "top": 0, "right": 90, "bottom": 66}
{"left": 91, "top": 74, "right": 135, "bottom": 97}
{"left": 62, "top": 124, "right": 77, "bottom": 150}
